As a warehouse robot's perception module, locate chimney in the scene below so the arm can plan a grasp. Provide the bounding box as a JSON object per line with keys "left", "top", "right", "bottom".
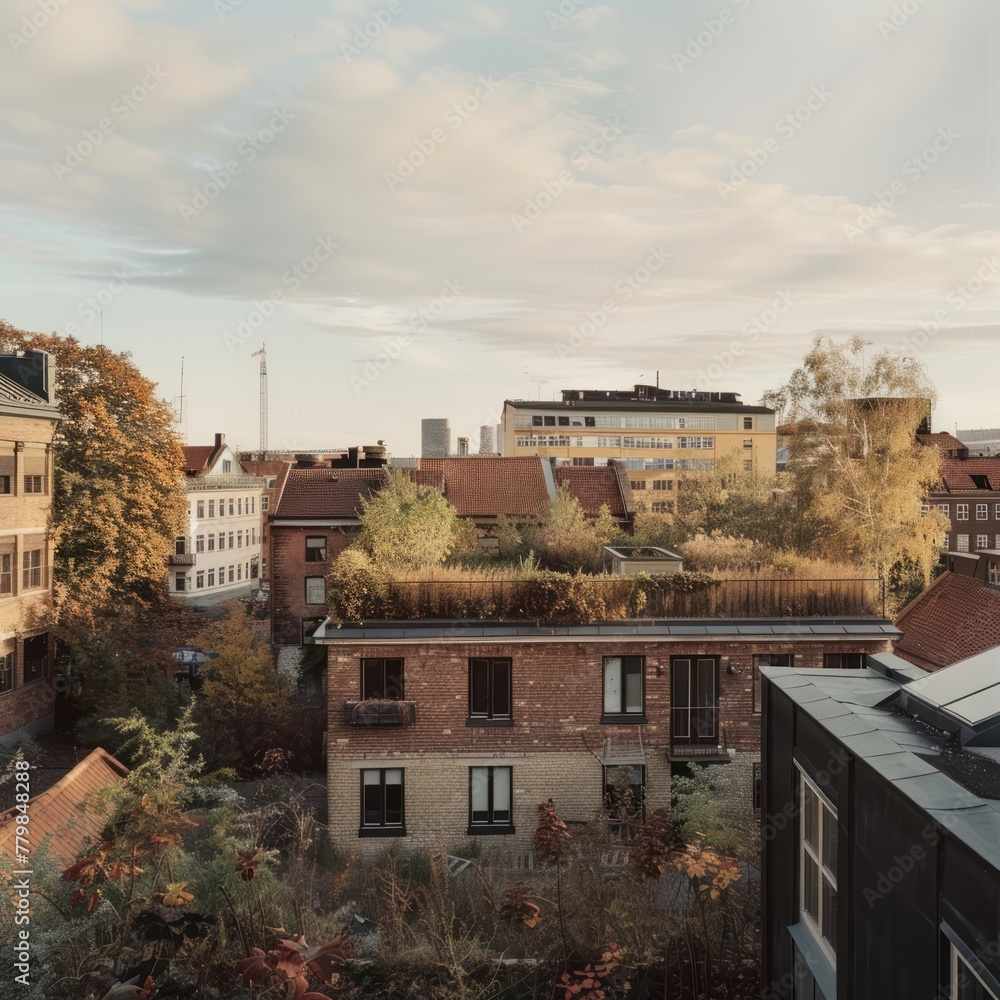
{"left": 214, "top": 432, "right": 225, "bottom": 449}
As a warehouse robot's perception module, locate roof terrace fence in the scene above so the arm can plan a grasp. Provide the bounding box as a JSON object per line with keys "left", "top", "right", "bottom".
{"left": 330, "top": 576, "right": 886, "bottom": 625}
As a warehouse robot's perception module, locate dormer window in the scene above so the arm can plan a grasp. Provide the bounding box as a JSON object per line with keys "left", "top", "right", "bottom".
{"left": 222, "top": 459, "right": 233, "bottom": 474}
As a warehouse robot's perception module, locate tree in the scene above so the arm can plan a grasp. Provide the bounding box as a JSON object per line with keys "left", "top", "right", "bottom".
{"left": 0, "top": 324, "right": 186, "bottom": 619}
{"left": 356, "top": 468, "right": 460, "bottom": 569}
{"left": 524, "top": 484, "right": 602, "bottom": 572}
{"left": 763, "top": 335, "right": 949, "bottom": 587}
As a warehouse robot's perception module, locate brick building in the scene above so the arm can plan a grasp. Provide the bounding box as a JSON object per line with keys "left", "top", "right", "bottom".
{"left": 315, "top": 615, "right": 898, "bottom": 854}
{"left": 269, "top": 457, "right": 634, "bottom": 646}
{"left": 0, "top": 350, "right": 60, "bottom": 744}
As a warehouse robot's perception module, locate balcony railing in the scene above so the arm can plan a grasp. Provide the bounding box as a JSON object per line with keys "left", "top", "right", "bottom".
{"left": 169, "top": 552, "right": 196, "bottom": 566}
{"left": 186, "top": 475, "right": 264, "bottom": 491}
{"left": 343, "top": 700, "right": 417, "bottom": 727}
{"left": 329, "top": 577, "right": 886, "bottom": 625}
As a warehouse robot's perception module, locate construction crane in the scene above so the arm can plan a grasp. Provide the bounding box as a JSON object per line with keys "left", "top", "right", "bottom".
{"left": 251, "top": 344, "right": 267, "bottom": 460}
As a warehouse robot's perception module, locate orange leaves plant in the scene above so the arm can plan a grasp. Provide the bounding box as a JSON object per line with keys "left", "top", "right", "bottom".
{"left": 234, "top": 929, "right": 350, "bottom": 997}
{"left": 672, "top": 834, "right": 743, "bottom": 900}
{"left": 557, "top": 944, "right": 632, "bottom": 1000}
{"left": 498, "top": 882, "right": 543, "bottom": 928}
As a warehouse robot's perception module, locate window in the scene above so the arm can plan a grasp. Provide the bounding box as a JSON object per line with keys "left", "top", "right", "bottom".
{"left": 938, "top": 503, "right": 950, "bottom": 516}
{"left": 228, "top": 531, "right": 234, "bottom": 549}
{"left": 744, "top": 439, "right": 753, "bottom": 448}
{"left": 799, "top": 768, "right": 838, "bottom": 961}
{"left": 236, "top": 563, "right": 242, "bottom": 580}
{"left": 250, "top": 496, "right": 255, "bottom": 514}
{"left": 22, "top": 475, "right": 42, "bottom": 494}
{"left": 995, "top": 503, "right": 1000, "bottom": 519}
{"left": 361, "top": 658, "right": 403, "bottom": 700}
{"left": 22, "top": 446, "right": 48, "bottom": 495}
{"left": 222, "top": 459, "right": 232, "bottom": 473}
{"left": 195, "top": 535, "right": 205, "bottom": 553}
{"left": 197, "top": 501, "right": 205, "bottom": 519}
{"left": 532, "top": 415, "right": 543, "bottom": 427}
{"left": 238, "top": 497, "right": 243, "bottom": 515}
{"left": 360, "top": 768, "right": 404, "bottom": 835}
{"left": 603, "top": 656, "right": 644, "bottom": 719}
{"left": 952, "top": 943, "right": 1000, "bottom": 998}
{"left": 469, "top": 657, "right": 512, "bottom": 722}
{"left": 0, "top": 554, "right": 11, "bottom": 596}
{"left": 543, "top": 415, "right": 555, "bottom": 426}
{"left": 671, "top": 657, "right": 719, "bottom": 746}
{"left": 971, "top": 474, "right": 992, "bottom": 490}
{"left": 558, "top": 416, "right": 570, "bottom": 426}
{"left": 957, "top": 535, "right": 970, "bottom": 552}
{"left": 175, "top": 536, "right": 187, "bottom": 556}
{"left": 743, "top": 459, "right": 753, "bottom": 471}
{"left": 196, "top": 572, "right": 204, "bottom": 589}
{"left": 22, "top": 634, "right": 48, "bottom": 685}
{"left": 305, "top": 576, "right": 326, "bottom": 605}
{"left": 943, "top": 533, "right": 950, "bottom": 550}
{"left": 237, "top": 530, "right": 243, "bottom": 548}
{"left": 0, "top": 651, "right": 12, "bottom": 692}
{"left": 978, "top": 503, "right": 989, "bottom": 520}
{"left": 228, "top": 565, "right": 234, "bottom": 583}
{"left": 651, "top": 501, "right": 674, "bottom": 513}
{"left": 267, "top": 477, "right": 276, "bottom": 488}
{"left": 629, "top": 480, "right": 647, "bottom": 491}
{"left": 824, "top": 653, "right": 865, "bottom": 669}
{"left": 208, "top": 569, "right": 215, "bottom": 586}
{"left": 585, "top": 416, "right": 596, "bottom": 427}
{"left": 652, "top": 479, "right": 673, "bottom": 491}
{"left": 921, "top": 503, "right": 930, "bottom": 517}
{"left": 603, "top": 764, "right": 645, "bottom": 837}
{"left": 175, "top": 572, "right": 187, "bottom": 591}
{"left": 262, "top": 495, "right": 269, "bottom": 511}
{"left": 990, "top": 563, "right": 1000, "bottom": 587}
{"left": 978, "top": 535, "right": 990, "bottom": 550}
{"left": 743, "top": 417, "right": 754, "bottom": 430}
{"left": 957, "top": 504, "right": 970, "bottom": 521}
{"left": 306, "top": 536, "right": 328, "bottom": 562}
{"left": 22, "top": 549, "right": 42, "bottom": 590}
{"left": 208, "top": 533, "right": 216, "bottom": 551}
{"left": 469, "top": 766, "right": 513, "bottom": 833}
{"left": 229, "top": 500, "right": 235, "bottom": 516}
{"left": 208, "top": 500, "right": 215, "bottom": 517}
{"left": 754, "top": 654, "right": 794, "bottom": 713}
{"left": 0, "top": 476, "right": 10, "bottom": 495}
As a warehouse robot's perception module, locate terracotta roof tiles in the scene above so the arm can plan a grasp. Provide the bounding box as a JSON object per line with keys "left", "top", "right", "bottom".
{"left": 273, "top": 468, "right": 386, "bottom": 519}
{"left": 553, "top": 462, "right": 632, "bottom": 518}
{"left": 420, "top": 457, "right": 551, "bottom": 518}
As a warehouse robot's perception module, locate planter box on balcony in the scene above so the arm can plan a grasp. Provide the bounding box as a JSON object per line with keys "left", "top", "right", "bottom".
{"left": 343, "top": 700, "right": 416, "bottom": 727}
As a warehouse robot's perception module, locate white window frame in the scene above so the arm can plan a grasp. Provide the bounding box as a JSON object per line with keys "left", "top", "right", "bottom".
{"left": 938, "top": 503, "right": 950, "bottom": 516}
{"left": 957, "top": 503, "right": 970, "bottom": 521}
{"left": 952, "top": 944, "right": 1000, "bottom": 998}
{"left": 957, "top": 535, "right": 970, "bottom": 553}
{"left": 990, "top": 563, "right": 1000, "bottom": 587}
{"left": 978, "top": 503, "right": 989, "bottom": 521}
{"left": 978, "top": 535, "right": 989, "bottom": 550}
{"left": 797, "top": 766, "right": 837, "bottom": 967}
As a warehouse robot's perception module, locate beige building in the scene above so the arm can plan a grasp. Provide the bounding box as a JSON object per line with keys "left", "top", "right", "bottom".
{"left": 502, "top": 385, "right": 777, "bottom": 511}
{"left": 0, "top": 351, "right": 60, "bottom": 744}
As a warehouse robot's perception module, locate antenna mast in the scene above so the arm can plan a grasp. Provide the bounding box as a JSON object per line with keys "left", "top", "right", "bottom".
{"left": 177, "top": 357, "right": 186, "bottom": 440}
{"left": 251, "top": 344, "right": 268, "bottom": 460}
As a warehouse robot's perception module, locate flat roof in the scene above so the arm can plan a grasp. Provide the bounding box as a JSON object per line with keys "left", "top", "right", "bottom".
{"left": 763, "top": 666, "right": 1000, "bottom": 871}
{"left": 504, "top": 399, "right": 774, "bottom": 415}
{"left": 313, "top": 617, "right": 901, "bottom": 643}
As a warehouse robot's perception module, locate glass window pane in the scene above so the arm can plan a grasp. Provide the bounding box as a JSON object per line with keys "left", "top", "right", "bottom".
{"left": 470, "top": 660, "right": 489, "bottom": 715}
{"left": 803, "top": 853, "right": 819, "bottom": 923}
{"left": 385, "top": 660, "right": 404, "bottom": 700}
{"left": 697, "top": 659, "right": 716, "bottom": 704}
{"left": 384, "top": 769, "right": 402, "bottom": 785}
{"left": 384, "top": 782, "right": 403, "bottom": 825}
{"left": 624, "top": 660, "right": 642, "bottom": 713}
{"left": 823, "top": 806, "right": 838, "bottom": 880}
{"left": 604, "top": 658, "right": 621, "bottom": 713}
{"left": 822, "top": 881, "right": 837, "bottom": 950}
{"left": 471, "top": 768, "right": 488, "bottom": 816}
{"left": 492, "top": 661, "right": 511, "bottom": 717}
{"left": 803, "top": 784, "right": 818, "bottom": 850}
{"left": 493, "top": 767, "right": 511, "bottom": 820}
{"left": 362, "top": 661, "right": 384, "bottom": 700}
{"left": 363, "top": 770, "right": 380, "bottom": 786}
{"left": 363, "top": 782, "right": 382, "bottom": 826}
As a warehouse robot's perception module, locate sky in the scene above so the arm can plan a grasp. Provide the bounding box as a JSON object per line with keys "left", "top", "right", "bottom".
{"left": 1, "top": 0, "right": 998, "bottom": 455}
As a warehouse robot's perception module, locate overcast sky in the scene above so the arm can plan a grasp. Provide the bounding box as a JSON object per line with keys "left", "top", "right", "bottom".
{"left": 1, "top": 0, "right": 997, "bottom": 454}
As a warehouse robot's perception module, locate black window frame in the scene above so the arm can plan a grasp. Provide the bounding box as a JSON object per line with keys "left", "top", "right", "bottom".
{"left": 824, "top": 653, "right": 865, "bottom": 669}
{"left": 468, "top": 657, "right": 513, "bottom": 726}
{"left": 359, "top": 768, "right": 406, "bottom": 837}
{"left": 670, "top": 655, "right": 720, "bottom": 747}
{"left": 603, "top": 763, "right": 646, "bottom": 838}
{"left": 305, "top": 535, "right": 328, "bottom": 562}
{"left": 22, "top": 633, "right": 48, "bottom": 685}
{"left": 531, "top": 415, "right": 543, "bottom": 427}
{"left": 361, "top": 658, "right": 404, "bottom": 700}
{"left": 602, "top": 655, "right": 646, "bottom": 722}
{"left": 468, "top": 765, "right": 515, "bottom": 835}
{"left": 0, "top": 650, "right": 13, "bottom": 692}
{"left": 0, "top": 476, "right": 11, "bottom": 496}
{"left": 753, "top": 653, "right": 794, "bottom": 714}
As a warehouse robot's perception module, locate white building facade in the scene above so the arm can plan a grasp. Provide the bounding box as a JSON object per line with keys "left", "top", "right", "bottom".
{"left": 172, "top": 434, "right": 264, "bottom": 604}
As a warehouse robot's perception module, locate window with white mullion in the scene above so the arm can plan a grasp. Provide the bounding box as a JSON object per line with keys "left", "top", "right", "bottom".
{"left": 798, "top": 767, "right": 838, "bottom": 963}
{"left": 952, "top": 945, "right": 1000, "bottom": 998}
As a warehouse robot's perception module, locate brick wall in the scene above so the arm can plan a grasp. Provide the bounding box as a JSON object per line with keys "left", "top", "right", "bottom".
{"left": 270, "top": 525, "right": 354, "bottom": 644}
{"left": 325, "top": 635, "right": 892, "bottom": 851}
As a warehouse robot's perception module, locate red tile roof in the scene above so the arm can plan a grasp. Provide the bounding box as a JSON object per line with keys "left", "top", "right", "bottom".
{"left": 273, "top": 468, "right": 386, "bottom": 519}
{"left": 182, "top": 445, "right": 217, "bottom": 474}
{"left": 421, "top": 457, "right": 551, "bottom": 518}
{"left": 895, "top": 572, "right": 1000, "bottom": 670}
{"left": 0, "top": 748, "right": 129, "bottom": 864}
{"left": 937, "top": 457, "right": 1000, "bottom": 493}
{"left": 553, "top": 462, "right": 633, "bottom": 518}
{"left": 918, "top": 432, "right": 968, "bottom": 454}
